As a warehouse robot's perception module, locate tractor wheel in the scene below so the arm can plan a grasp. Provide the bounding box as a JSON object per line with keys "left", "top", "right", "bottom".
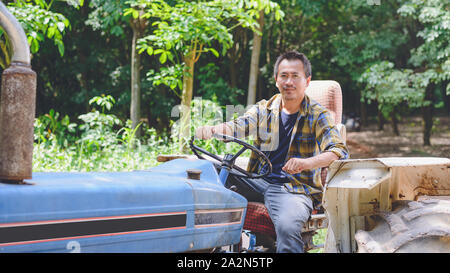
{"left": 355, "top": 199, "right": 450, "bottom": 253}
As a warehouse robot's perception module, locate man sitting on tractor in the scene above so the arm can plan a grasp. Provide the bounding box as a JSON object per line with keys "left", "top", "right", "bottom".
{"left": 195, "top": 50, "right": 349, "bottom": 253}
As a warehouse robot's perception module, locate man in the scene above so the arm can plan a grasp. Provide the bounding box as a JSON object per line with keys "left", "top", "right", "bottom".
{"left": 195, "top": 51, "right": 349, "bottom": 252}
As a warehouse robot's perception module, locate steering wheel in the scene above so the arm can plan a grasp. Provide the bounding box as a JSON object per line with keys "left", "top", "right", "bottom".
{"left": 189, "top": 133, "right": 272, "bottom": 179}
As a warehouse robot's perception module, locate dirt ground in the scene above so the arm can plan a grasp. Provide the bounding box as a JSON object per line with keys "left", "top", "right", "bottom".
{"left": 345, "top": 116, "right": 450, "bottom": 159}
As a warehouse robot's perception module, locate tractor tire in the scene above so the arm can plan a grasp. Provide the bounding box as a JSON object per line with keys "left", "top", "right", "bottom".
{"left": 355, "top": 199, "right": 450, "bottom": 253}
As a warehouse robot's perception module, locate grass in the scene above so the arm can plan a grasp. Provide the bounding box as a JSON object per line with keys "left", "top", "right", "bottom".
{"left": 33, "top": 140, "right": 174, "bottom": 172}
{"left": 309, "top": 228, "right": 327, "bottom": 253}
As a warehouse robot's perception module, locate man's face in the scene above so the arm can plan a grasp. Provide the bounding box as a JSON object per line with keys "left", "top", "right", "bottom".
{"left": 275, "top": 59, "right": 311, "bottom": 102}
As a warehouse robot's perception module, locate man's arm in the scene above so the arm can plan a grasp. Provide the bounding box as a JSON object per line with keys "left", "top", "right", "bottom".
{"left": 195, "top": 103, "right": 261, "bottom": 140}
{"left": 282, "top": 110, "right": 348, "bottom": 174}
{"left": 282, "top": 151, "right": 338, "bottom": 174}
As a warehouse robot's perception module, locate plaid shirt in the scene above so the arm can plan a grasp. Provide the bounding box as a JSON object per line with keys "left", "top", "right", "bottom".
{"left": 225, "top": 94, "right": 349, "bottom": 200}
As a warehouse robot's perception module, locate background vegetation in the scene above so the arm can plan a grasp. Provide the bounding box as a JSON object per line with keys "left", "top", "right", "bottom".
{"left": 0, "top": 0, "right": 448, "bottom": 172}
{"left": 0, "top": 0, "right": 448, "bottom": 254}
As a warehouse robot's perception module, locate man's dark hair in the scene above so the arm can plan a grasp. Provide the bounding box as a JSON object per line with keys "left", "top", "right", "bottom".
{"left": 273, "top": 51, "right": 311, "bottom": 79}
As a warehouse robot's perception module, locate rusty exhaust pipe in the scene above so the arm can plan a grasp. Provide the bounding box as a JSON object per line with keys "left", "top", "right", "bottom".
{"left": 0, "top": 2, "right": 36, "bottom": 182}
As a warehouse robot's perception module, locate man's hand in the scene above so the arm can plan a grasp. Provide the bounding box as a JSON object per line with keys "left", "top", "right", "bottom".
{"left": 195, "top": 124, "right": 232, "bottom": 140}
{"left": 282, "top": 158, "right": 313, "bottom": 174}
{"left": 195, "top": 125, "right": 216, "bottom": 140}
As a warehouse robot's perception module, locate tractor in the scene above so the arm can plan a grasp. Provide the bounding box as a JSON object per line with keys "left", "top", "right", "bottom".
{"left": 0, "top": 2, "right": 449, "bottom": 253}
{"left": 181, "top": 80, "right": 450, "bottom": 253}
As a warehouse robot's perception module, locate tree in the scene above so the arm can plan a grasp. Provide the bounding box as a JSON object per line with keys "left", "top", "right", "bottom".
{"left": 329, "top": 0, "right": 411, "bottom": 128}
{"left": 129, "top": 8, "right": 148, "bottom": 138}
{"left": 360, "top": 0, "right": 449, "bottom": 145}
{"left": 245, "top": 0, "right": 283, "bottom": 106}
{"left": 397, "top": 0, "right": 450, "bottom": 145}
{"left": 359, "top": 62, "right": 422, "bottom": 136}
{"left": 131, "top": 0, "right": 271, "bottom": 151}
{"left": 87, "top": 0, "right": 147, "bottom": 137}
{"left": 255, "top": 0, "right": 350, "bottom": 104}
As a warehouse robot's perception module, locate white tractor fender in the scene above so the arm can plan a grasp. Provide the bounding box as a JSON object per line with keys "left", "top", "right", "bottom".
{"left": 322, "top": 157, "right": 450, "bottom": 253}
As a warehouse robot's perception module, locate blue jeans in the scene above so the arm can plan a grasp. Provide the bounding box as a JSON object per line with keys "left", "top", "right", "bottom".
{"left": 228, "top": 177, "right": 313, "bottom": 253}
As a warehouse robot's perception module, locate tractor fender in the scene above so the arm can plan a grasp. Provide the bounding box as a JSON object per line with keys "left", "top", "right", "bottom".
{"left": 322, "top": 157, "right": 450, "bottom": 253}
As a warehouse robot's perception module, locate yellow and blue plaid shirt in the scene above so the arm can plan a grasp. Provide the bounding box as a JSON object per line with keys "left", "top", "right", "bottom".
{"left": 225, "top": 94, "right": 349, "bottom": 199}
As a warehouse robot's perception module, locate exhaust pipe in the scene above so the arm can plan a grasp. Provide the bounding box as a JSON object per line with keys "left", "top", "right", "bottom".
{"left": 0, "top": 2, "right": 36, "bottom": 182}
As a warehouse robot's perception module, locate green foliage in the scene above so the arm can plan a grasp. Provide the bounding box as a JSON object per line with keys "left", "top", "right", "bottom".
{"left": 146, "top": 64, "right": 185, "bottom": 95}
{"left": 77, "top": 95, "right": 122, "bottom": 152}
{"left": 196, "top": 62, "right": 245, "bottom": 106}
{"left": 33, "top": 95, "right": 178, "bottom": 172}
{"left": 398, "top": 0, "right": 449, "bottom": 68}
{"left": 132, "top": 0, "right": 235, "bottom": 95}
{"left": 85, "top": 0, "right": 129, "bottom": 37}
{"left": 130, "top": 0, "right": 282, "bottom": 95}
{"left": 0, "top": 0, "right": 445, "bottom": 171}
{"left": 33, "top": 94, "right": 247, "bottom": 172}
{"left": 358, "top": 0, "right": 449, "bottom": 124}
{"left": 330, "top": 0, "right": 409, "bottom": 80}
{"left": 133, "top": 0, "right": 233, "bottom": 57}
{"left": 170, "top": 97, "right": 251, "bottom": 157}
{"left": 89, "top": 94, "right": 116, "bottom": 113}
{"left": 309, "top": 228, "right": 327, "bottom": 253}
{"left": 0, "top": 28, "right": 12, "bottom": 69}
{"left": 5, "top": 0, "right": 79, "bottom": 58}
{"left": 359, "top": 61, "right": 423, "bottom": 122}
{"left": 398, "top": 0, "right": 450, "bottom": 94}
{"left": 34, "top": 108, "right": 77, "bottom": 147}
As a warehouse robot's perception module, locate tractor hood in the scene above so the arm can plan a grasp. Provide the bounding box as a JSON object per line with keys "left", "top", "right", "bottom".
{"left": 0, "top": 159, "right": 247, "bottom": 252}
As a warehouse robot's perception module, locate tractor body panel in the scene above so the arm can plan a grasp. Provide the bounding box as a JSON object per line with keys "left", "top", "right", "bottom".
{"left": 323, "top": 157, "right": 450, "bottom": 253}
{"left": 0, "top": 159, "right": 247, "bottom": 252}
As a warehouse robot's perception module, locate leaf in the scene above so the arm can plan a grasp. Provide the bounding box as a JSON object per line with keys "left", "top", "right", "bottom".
{"left": 146, "top": 47, "right": 154, "bottom": 56}
{"left": 208, "top": 48, "right": 219, "bottom": 57}
{"left": 138, "top": 47, "right": 146, "bottom": 54}
{"left": 57, "top": 22, "right": 65, "bottom": 32}
{"left": 159, "top": 52, "right": 167, "bottom": 64}
{"left": 56, "top": 40, "right": 65, "bottom": 56}
{"left": 31, "top": 38, "right": 39, "bottom": 53}
{"left": 110, "top": 25, "right": 123, "bottom": 36}
{"left": 47, "top": 26, "right": 55, "bottom": 38}
{"left": 123, "top": 9, "right": 133, "bottom": 16}
{"left": 132, "top": 9, "right": 139, "bottom": 19}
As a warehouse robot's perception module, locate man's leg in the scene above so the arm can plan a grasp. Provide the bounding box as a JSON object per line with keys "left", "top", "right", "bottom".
{"left": 264, "top": 185, "right": 313, "bottom": 253}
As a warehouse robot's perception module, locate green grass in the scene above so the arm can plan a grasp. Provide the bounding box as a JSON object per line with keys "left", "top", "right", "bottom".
{"left": 308, "top": 228, "right": 327, "bottom": 253}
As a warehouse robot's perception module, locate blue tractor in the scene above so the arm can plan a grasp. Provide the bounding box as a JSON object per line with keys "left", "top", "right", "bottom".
{"left": 0, "top": 150, "right": 254, "bottom": 253}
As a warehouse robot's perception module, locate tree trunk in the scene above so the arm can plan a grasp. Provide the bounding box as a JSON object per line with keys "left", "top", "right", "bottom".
{"left": 130, "top": 15, "right": 147, "bottom": 138}
{"left": 360, "top": 100, "right": 367, "bottom": 129}
{"left": 265, "top": 14, "right": 274, "bottom": 65}
{"left": 357, "top": 84, "right": 366, "bottom": 129}
{"left": 179, "top": 52, "right": 196, "bottom": 152}
{"left": 423, "top": 83, "right": 435, "bottom": 146}
{"left": 376, "top": 101, "right": 384, "bottom": 131}
{"left": 229, "top": 57, "right": 237, "bottom": 88}
{"left": 227, "top": 27, "right": 247, "bottom": 89}
{"left": 247, "top": 10, "right": 264, "bottom": 106}
{"left": 377, "top": 111, "right": 384, "bottom": 131}
{"left": 391, "top": 109, "right": 400, "bottom": 136}
{"left": 441, "top": 80, "right": 450, "bottom": 114}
